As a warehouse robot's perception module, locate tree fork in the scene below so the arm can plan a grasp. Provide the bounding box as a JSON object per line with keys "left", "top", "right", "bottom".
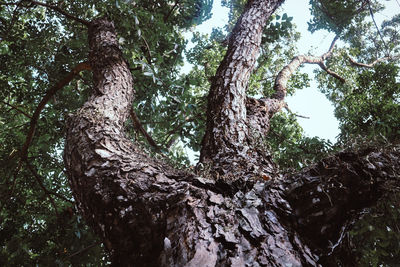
{"left": 63, "top": 8, "right": 400, "bottom": 267}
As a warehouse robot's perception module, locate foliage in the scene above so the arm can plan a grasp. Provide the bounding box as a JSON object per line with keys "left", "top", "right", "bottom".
{"left": 267, "top": 112, "right": 334, "bottom": 170}
{"left": 308, "top": 0, "right": 380, "bottom": 34}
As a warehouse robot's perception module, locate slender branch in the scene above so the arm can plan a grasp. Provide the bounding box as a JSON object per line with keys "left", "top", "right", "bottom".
{"left": 67, "top": 241, "right": 101, "bottom": 258}
{"left": 27, "top": 161, "right": 58, "bottom": 217}
{"left": 20, "top": 61, "right": 91, "bottom": 161}
{"left": 164, "top": 0, "right": 180, "bottom": 22}
{"left": 348, "top": 55, "right": 400, "bottom": 68}
{"left": 284, "top": 103, "right": 310, "bottom": 119}
{"left": 318, "top": 62, "right": 346, "bottom": 83}
{"left": 0, "top": 61, "right": 91, "bottom": 211}
{"left": 1, "top": 0, "right": 89, "bottom": 25}
{"left": 367, "top": 0, "right": 389, "bottom": 53}
{"left": 2, "top": 101, "right": 32, "bottom": 118}
{"left": 31, "top": 0, "right": 89, "bottom": 25}
{"left": 25, "top": 160, "right": 74, "bottom": 204}
{"left": 141, "top": 35, "right": 152, "bottom": 63}
{"left": 130, "top": 108, "right": 160, "bottom": 151}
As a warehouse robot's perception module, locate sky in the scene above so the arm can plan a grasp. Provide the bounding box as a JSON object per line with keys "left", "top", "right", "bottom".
{"left": 183, "top": 0, "right": 399, "bottom": 143}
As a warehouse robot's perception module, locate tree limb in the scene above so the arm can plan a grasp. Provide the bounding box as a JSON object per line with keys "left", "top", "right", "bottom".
{"left": 1, "top": 62, "right": 89, "bottom": 213}
{"left": 20, "top": 61, "right": 91, "bottom": 161}
{"left": 2, "top": 101, "right": 32, "bottom": 119}
{"left": 129, "top": 108, "right": 160, "bottom": 151}
{"left": 348, "top": 55, "right": 400, "bottom": 68}
{"left": 284, "top": 145, "right": 400, "bottom": 260}
{"left": 25, "top": 160, "right": 74, "bottom": 207}
{"left": 367, "top": 0, "right": 389, "bottom": 53}
{"left": 272, "top": 35, "right": 345, "bottom": 103}
{"left": 29, "top": 0, "right": 89, "bottom": 26}
{"left": 200, "top": 0, "right": 285, "bottom": 176}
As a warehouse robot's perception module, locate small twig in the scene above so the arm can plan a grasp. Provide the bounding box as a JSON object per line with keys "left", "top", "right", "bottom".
{"left": 2, "top": 101, "right": 32, "bottom": 119}
{"left": 284, "top": 104, "right": 310, "bottom": 119}
{"left": 25, "top": 160, "right": 74, "bottom": 204}
{"left": 67, "top": 241, "right": 101, "bottom": 258}
{"left": 367, "top": 0, "right": 389, "bottom": 53}
{"left": 130, "top": 108, "right": 160, "bottom": 151}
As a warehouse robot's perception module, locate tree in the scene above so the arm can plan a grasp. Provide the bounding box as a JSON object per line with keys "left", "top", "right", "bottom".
{"left": 1, "top": 0, "right": 399, "bottom": 266}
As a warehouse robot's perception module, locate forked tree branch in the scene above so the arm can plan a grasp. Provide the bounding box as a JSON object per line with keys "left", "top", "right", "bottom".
{"left": 272, "top": 35, "right": 345, "bottom": 102}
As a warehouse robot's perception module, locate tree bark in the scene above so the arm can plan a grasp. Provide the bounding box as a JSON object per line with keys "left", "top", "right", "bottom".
{"left": 63, "top": 3, "right": 400, "bottom": 267}
{"left": 199, "top": 0, "right": 285, "bottom": 180}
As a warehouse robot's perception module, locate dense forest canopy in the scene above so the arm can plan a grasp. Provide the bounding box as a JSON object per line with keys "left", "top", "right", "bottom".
{"left": 0, "top": 0, "right": 399, "bottom": 266}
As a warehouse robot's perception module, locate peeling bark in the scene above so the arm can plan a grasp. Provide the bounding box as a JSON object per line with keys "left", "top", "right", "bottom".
{"left": 63, "top": 5, "right": 400, "bottom": 267}
{"left": 64, "top": 17, "right": 318, "bottom": 266}
{"left": 199, "top": 0, "right": 285, "bottom": 180}
{"left": 284, "top": 146, "right": 400, "bottom": 264}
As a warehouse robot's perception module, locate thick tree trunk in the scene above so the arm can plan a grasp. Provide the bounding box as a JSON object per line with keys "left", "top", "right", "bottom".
{"left": 63, "top": 3, "right": 400, "bottom": 267}
{"left": 64, "top": 17, "right": 317, "bottom": 266}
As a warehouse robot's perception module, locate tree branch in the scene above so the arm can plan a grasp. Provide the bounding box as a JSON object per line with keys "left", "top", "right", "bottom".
{"left": 272, "top": 35, "right": 344, "bottom": 103}
{"left": 367, "top": 0, "right": 389, "bottom": 53}
{"left": 284, "top": 103, "right": 310, "bottom": 119}
{"left": 1, "top": 62, "right": 89, "bottom": 213}
{"left": 2, "top": 101, "right": 32, "bottom": 119}
{"left": 200, "top": 0, "right": 285, "bottom": 175}
{"left": 284, "top": 145, "right": 400, "bottom": 259}
{"left": 25, "top": 160, "right": 74, "bottom": 207}
{"left": 67, "top": 241, "right": 101, "bottom": 258}
{"left": 348, "top": 55, "right": 400, "bottom": 68}
{"left": 164, "top": 0, "right": 180, "bottom": 22}
{"left": 0, "top": 0, "right": 89, "bottom": 25}
{"left": 20, "top": 61, "right": 91, "bottom": 161}
{"left": 129, "top": 108, "right": 160, "bottom": 151}
{"left": 30, "top": 0, "right": 89, "bottom": 26}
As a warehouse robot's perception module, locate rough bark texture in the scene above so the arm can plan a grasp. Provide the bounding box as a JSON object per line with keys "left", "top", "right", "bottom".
{"left": 64, "top": 17, "right": 317, "bottom": 266}
{"left": 63, "top": 2, "right": 400, "bottom": 267}
{"left": 199, "top": 0, "right": 285, "bottom": 180}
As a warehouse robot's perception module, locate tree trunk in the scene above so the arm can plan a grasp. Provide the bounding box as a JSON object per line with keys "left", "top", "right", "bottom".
{"left": 199, "top": 0, "right": 285, "bottom": 180}
{"left": 63, "top": 2, "right": 400, "bottom": 267}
